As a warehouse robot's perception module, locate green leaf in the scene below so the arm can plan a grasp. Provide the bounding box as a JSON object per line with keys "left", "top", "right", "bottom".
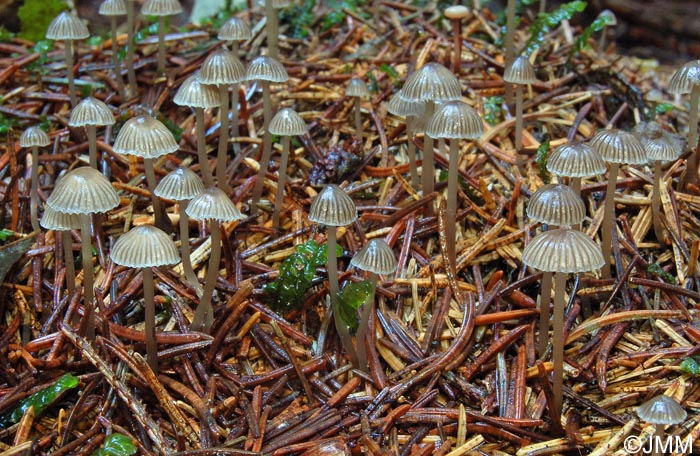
{"left": 572, "top": 9, "right": 616, "bottom": 55}
{"left": 92, "top": 433, "right": 138, "bottom": 456}
{"left": 536, "top": 138, "right": 551, "bottom": 184}
{"left": 680, "top": 358, "right": 700, "bottom": 376}
{"left": 18, "top": 0, "right": 69, "bottom": 42}
{"left": 522, "top": 1, "right": 587, "bottom": 57}
{"left": 337, "top": 280, "right": 373, "bottom": 330}
{"left": 0, "top": 229, "right": 14, "bottom": 242}
{"left": 484, "top": 96, "right": 504, "bottom": 126}
{"left": 655, "top": 103, "right": 674, "bottom": 116}
{"left": 1, "top": 373, "right": 79, "bottom": 428}
{"left": 379, "top": 63, "right": 399, "bottom": 79}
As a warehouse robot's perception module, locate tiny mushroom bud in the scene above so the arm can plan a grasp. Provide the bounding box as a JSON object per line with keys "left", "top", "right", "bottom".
{"left": 345, "top": 77, "right": 370, "bottom": 142}
{"left": 20, "top": 126, "right": 50, "bottom": 233}
{"left": 141, "top": 0, "right": 183, "bottom": 75}
{"left": 99, "top": 0, "right": 128, "bottom": 99}
{"left": 46, "top": 11, "right": 90, "bottom": 107}
{"left": 444, "top": 5, "right": 470, "bottom": 75}
{"left": 503, "top": 55, "right": 536, "bottom": 171}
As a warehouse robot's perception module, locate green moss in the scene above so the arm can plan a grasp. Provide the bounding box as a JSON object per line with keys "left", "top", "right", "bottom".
{"left": 522, "top": 1, "right": 587, "bottom": 57}
{"left": 572, "top": 9, "right": 616, "bottom": 55}
{"left": 92, "top": 434, "right": 137, "bottom": 456}
{"left": 337, "top": 280, "right": 373, "bottom": 331}
{"left": 18, "top": 0, "right": 69, "bottom": 43}
{"left": 0, "top": 373, "right": 79, "bottom": 427}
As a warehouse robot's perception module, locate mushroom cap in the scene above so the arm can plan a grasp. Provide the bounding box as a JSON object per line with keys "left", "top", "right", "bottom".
{"left": 199, "top": 48, "right": 246, "bottom": 86}
{"left": 425, "top": 100, "right": 483, "bottom": 140}
{"left": 350, "top": 239, "right": 398, "bottom": 275}
{"left": 46, "top": 11, "right": 90, "bottom": 40}
{"left": 527, "top": 184, "right": 585, "bottom": 226}
{"left": 186, "top": 187, "right": 245, "bottom": 222}
{"left": 669, "top": 60, "right": 700, "bottom": 95}
{"left": 346, "top": 78, "right": 370, "bottom": 98}
{"left": 521, "top": 228, "right": 604, "bottom": 273}
{"left": 154, "top": 167, "right": 205, "bottom": 201}
{"left": 20, "top": 126, "right": 50, "bottom": 148}
{"left": 308, "top": 184, "right": 357, "bottom": 227}
{"left": 445, "top": 5, "right": 470, "bottom": 19}
{"left": 637, "top": 395, "right": 687, "bottom": 425}
{"left": 113, "top": 115, "right": 179, "bottom": 159}
{"left": 503, "top": 55, "right": 536, "bottom": 84}
{"left": 400, "top": 63, "right": 461, "bottom": 103}
{"left": 69, "top": 97, "right": 115, "bottom": 127}
{"left": 99, "top": 0, "right": 127, "bottom": 16}
{"left": 547, "top": 141, "right": 606, "bottom": 178}
{"left": 599, "top": 9, "right": 617, "bottom": 26}
{"left": 246, "top": 55, "right": 289, "bottom": 83}
{"left": 40, "top": 205, "right": 82, "bottom": 231}
{"left": 111, "top": 225, "right": 180, "bottom": 268}
{"left": 589, "top": 129, "right": 647, "bottom": 165}
{"left": 643, "top": 135, "right": 683, "bottom": 162}
{"left": 218, "top": 17, "right": 252, "bottom": 41}
{"left": 141, "top": 0, "right": 183, "bottom": 16}
{"left": 46, "top": 167, "right": 119, "bottom": 214}
{"left": 387, "top": 90, "right": 425, "bottom": 117}
{"left": 173, "top": 72, "right": 220, "bottom": 108}
{"left": 269, "top": 108, "right": 306, "bottom": 136}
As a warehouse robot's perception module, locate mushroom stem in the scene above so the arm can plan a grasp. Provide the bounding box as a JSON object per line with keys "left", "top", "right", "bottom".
{"left": 452, "top": 18, "right": 462, "bottom": 75}
{"left": 195, "top": 107, "right": 214, "bottom": 187}
{"left": 265, "top": 0, "right": 278, "bottom": 59}
{"left": 110, "top": 16, "right": 127, "bottom": 100}
{"left": 231, "top": 84, "right": 241, "bottom": 156}
{"left": 571, "top": 177, "right": 582, "bottom": 198}
{"left": 356, "top": 272, "right": 377, "bottom": 373}
{"left": 217, "top": 85, "right": 230, "bottom": 190}
{"left": 30, "top": 146, "right": 40, "bottom": 232}
{"left": 126, "top": 0, "right": 138, "bottom": 96}
{"left": 251, "top": 81, "right": 273, "bottom": 214}
{"left": 179, "top": 201, "right": 203, "bottom": 296}
{"left": 406, "top": 116, "right": 419, "bottom": 190}
{"left": 683, "top": 84, "right": 700, "bottom": 187}
{"left": 504, "top": 0, "right": 516, "bottom": 107}
{"left": 540, "top": 0, "right": 547, "bottom": 13}
{"left": 327, "top": 227, "right": 358, "bottom": 366}
{"left": 272, "top": 136, "right": 290, "bottom": 227}
{"left": 144, "top": 158, "right": 165, "bottom": 231}
{"left": 354, "top": 97, "right": 363, "bottom": 141}
{"left": 552, "top": 270, "right": 566, "bottom": 420}
{"left": 143, "top": 266, "right": 159, "bottom": 372}
{"left": 601, "top": 162, "right": 619, "bottom": 279}
{"left": 87, "top": 125, "right": 98, "bottom": 169}
{"left": 65, "top": 40, "right": 76, "bottom": 108}
{"left": 651, "top": 424, "right": 663, "bottom": 456}
{"left": 446, "top": 138, "right": 459, "bottom": 266}
{"left": 652, "top": 160, "right": 665, "bottom": 243}
{"left": 515, "top": 83, "right": 525, "bottom": 173}
{"left": 421, "top": 100, "right": 436, "bottom": 215}
{"left": 79, "top": 214, "right": 95, "bottom": 342}
{"left": 192, "top": 221, "right": 219, "bottom": 331}
{"left": 63, "top": 231, "right": 76, "bottom": 296}
{"left": 538, "top": 270, "right": 552, "bottom": 358}
{"left": 157, "top": 15, "right": 166, "bottom": 75}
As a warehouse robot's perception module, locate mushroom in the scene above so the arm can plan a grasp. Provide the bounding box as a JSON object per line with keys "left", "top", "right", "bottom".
{"left": 154, "top": 167, "right": 205, "bottom": 296}
{"left": 113, "top": 115, "right": 179, "bottom": 232}
{"left": 173, "top": 72, "right": 220, "bottom": 187}
{"left": 125, "top": 0, "right": 138, "bottom": 95}
{"left": 503, "top": 55, "right": 536, "bottom": 173}
{"left": 20, "top": 126, "right": 50, "bottom": 233}
{"left": 597, "top": 9, "right": 617, "bottom": 52}
{"left": 345, "top": 77, "right": 370, "bottom": 143}
{"left": 199, "top": 48, "right": 246, "bottom": 190}
{"left": 265, "top": 0, "right": 290, "bottom": 59}
{"left": 98, "top": 0, "right": 127, "bottom": 100}
{"left": 503, "top": 0, "right": 516, "bottom": 105}
{"left": 46, "top": 11, "right": 90, "bottom": 108}
{"left": 309, "top": 184, "right": 358, "bottom": 365}
{"left": 186, "top": 187, "right": 245, "bottom": 331}
{"left": 349, "top": 238, "right": 397, "bottom": 372}
{"left": 589, "top": 129, "right": 646, "bottom": 278}
{"left": 425, "top": 100, "right": 483, "bottom": 266}
{"left": 547, "top": 141, "right": 606, "bottom": 197}
{"left": 46, "top": 167, "right": 119, "bottom": 341}
{"left": 141, "top": 0, "right": 183, "bottom": 76}
{"left": 40, "top": 205, "right": 80, "bottom": 297}
{"left": 522, "top": 228, "right": 604, "bottom": 419}
{"left": 246, "top": 56, "right": 289, "bottom": 213}
{"left": 668, "top": 60, "right": 700, "bottom": 187}
{"left": 111, "top": 225, "right": 180, "bottom": 372}
{"left": 637, "top": 395, "right": 687, "bottom": 456}
{"left": 444, "top": 5, "right": 470, "bottom": 75}
{"left": 387, "top": 88, "right": 425, "bottom": 190}
{"left": 68, "top": 97, "right": 115, "bottom": 169}
{"left": 268, "top": 107, "right": 306, "bottom": 227}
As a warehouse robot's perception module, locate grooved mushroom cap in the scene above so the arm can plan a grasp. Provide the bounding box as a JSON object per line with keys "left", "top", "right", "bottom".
{"left": 445, "top": 5, "right": 470, "bottom": 19}
{"left": 527, "top": 184, "right": 585, "bottom": 226}
{"left": 142, "top": 0, "right": 183, "bottom": 16}
{"left": 387, "top": 90, "right": 425, "bottom": 117}
{"left": 154, "top": 167, "right": 205, "bottom": 201}
{"left": 522, "top": 229, "right": 604, "bottom": 273}
{"left": 643, "top": 135, "right": 683, "bottom": 162}
{"left": 547, "top": 141, "right": 606, "bottom": 178}
{"left": 400, "top": 63, "right": 461, "bottom": 103}
{"left": 111, "top": 225, "right": 180, "bottom": 268}
{"left": 346, "top": 78, "right": 370, "bottom": 98}
{"left": 218, "top": 17, "right": 252, "bottom": 41}
{"left": 46, "top": 11, "right": 90, "bottom": 40}
{"left": 637, "top": 395, "right": 687, "bottom": 425}
{"left": 309, "top": 184, "right": 357, "bottom": 227}
{"left": 669, "top": 60, "right": 700, "bottom": 94}
{"left": 20, "top": 127, "right": 50, "bottom": 148}
{"left": 426, "top": 100, "right": 483, "bottom": 139}
{"left": 199, "top": 49, "right": 246, "bottom": 86}
{"left": 269, "top": 108, "right": 306, "bottom": 136}
{"left": 40, "top": 205, "right": 81, "bottom": 231}
{"left": 350, "top": 239, "right": 398, "bottom": 275}
{"left": 246, "top": 56, "right": 289, "bottom": 83}
{"left": 46, "top": 167, "right": 119, "bottom": 214}
{"left": 173, "top": 72, "right": 220, "bottom": 108}
{"left": 589, "top": 129, "right": 647, "bottom": 165}
{"left": 503, "top": 55, "right": 536, "bottom": 84}
{"left": 113, "top": 115, "right": 179, "bottom": 159}
{"left": 186, "top": 187, "right": 245, "bottom": 222}
{"left": 69, "top": 97, "right": 115, "bottom": 127}
{"left": 99, "top": 0, "right": 127, "bottom": 16}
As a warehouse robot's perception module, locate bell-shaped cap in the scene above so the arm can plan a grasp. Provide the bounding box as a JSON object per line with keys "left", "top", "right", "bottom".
{"left": 589, "top": 129, "right": 647, "bottom": 165}
{"left": 269, "top": 108, "right": 306, "bottom": 136}
{"left": 47, "top": 167, "right": 119, "bottom": 214}
{"left": 425, "top": 100, "right": 483, "bottom": 140}
{"left": 20, "top": 126, "right": 50, "bottom": 148}
{"left": 387, "top": 90, "right": 425, "bottom": 117}
{"left": 40, "top": 205, "right": 81, "bottom": 231}
{"left": 200, "top": 48, "right": 246, "bottom": 86}
{"left": 527, "top": 184, "right": 585, "bottom": 226}
{"left": 309, "top": 184, "right": 357, "bottom": 227}
{"left": 445, "top": 5, "right": 470, "bottom": 19}
{"left": 99, "top": 0, "right": 127, "bottom": 16}
{"left": 186, "top": 187, "right": 245, "bottom": 222}
{"left": 113, "top": 115, "right": 179, "bottom": 159}
{"left": 46, "top": 11, "right": 90, "bottom": 40}
{"left": 522, "top": 228, "right": 604, "bottom": 273}
{"left": 401, "top": 63, "right": 461, "bottom": 103}
{"left": 111, "top": 225, "right": 180, "bottom": 268}
{"left": 142, "top": 0, "right": 183, "bottom": 16}
{"left": 350, "top": 239, "right": 397, "bottom": 275}
{"left": 669, "top": 60, "right": 700, "bottom": 95}
{"left": 218, "top": 17, "right": 251, "bottom": 42}
{"left": 346, "top": 78, "right": 370, "bottom": 98}
{"left": 246, "top": 55, "right": 289, "bottom": 83}
{"left": 547, "top": 141, "right": 606, "bottom": 178}
{"left": 69, "top": 97, "right": 115, "bottom": 127}
{"left": 154, "top": 167, "right": 204, "bottom": 201}
{"left": 173, "top": 72, "right": 220, "bottom": 108}
{"left": 643, "top": 135, "right": 683, "bottom": 162}
{"left": 637, "top": 395, "right": 687, "bottom": 425}
{"left": 504, "top": 55, "right": 536, "bottom": 84}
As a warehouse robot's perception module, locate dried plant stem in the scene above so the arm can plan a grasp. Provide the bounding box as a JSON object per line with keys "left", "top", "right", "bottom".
{"left": 354, "top": 97, "right": 363, "bottom": 141}
{"left": 446, "top": 138, "right": 460, "bottom": 266}
{"left": 144, "top": 158, "right": 164, "bottom": 230}
{"left": 356, "top": 272, "right": 377, "bottom": 373}
{"left": 142, "top": 267, "right": 158, "bottom": 372}
{"left": 65, "top": 41, "right": 76, "bottom": 107}
{"left": 552, "top": 270, "right": 566, "bottom": 420}
{"left": 217, "top": 85, "right": 230, "bottom": 190}
{"left": 194, "top": 107, "right": 213, "bottom": 187}
{"left": 539, "top": 271, "right": 552, "bottom": 358}
{"left": 157, "top": 16, "right": 166, "bottom": 75}
{"left": 192, "top": 221, "right": 219, "bottom": 331}
{"left": 266, "top": 0, "right": 278, "bottom": 59}
{"left": 79, "top": 214, "right": 95, "bottom": 342}
{"left": 126, "top": 0, "right": 138, "bottom": 96}
{"left": 87, "top": 125, "right": 98, "bottom": 169}
{"left": 601, "top": 162, "right": 619, "bottom": 279}
{"left": 30, "top": 146, "right": 39, "bottom": 232}
{"left": 652, "top": 160, "right": 664, "bottom": 243}
{"left": 327, "top": 228, "right": 357, "bottom": 366}
{"left": 272, "top": 136, "right": 290, "bottom": 227}
{"left": 406, "top": 116, "right": 419, "bottom": 189}
{"left": 515, "top": 84, "right": 525, "bottom": 173}
{"left": 179, "top": 201, "right": 202, "bottom": 297}
{"left": 421, "top": 100, "right": 436, "bottom": 215}
{"left": 251, "top": 81, "right": 273, "bottom": 214}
